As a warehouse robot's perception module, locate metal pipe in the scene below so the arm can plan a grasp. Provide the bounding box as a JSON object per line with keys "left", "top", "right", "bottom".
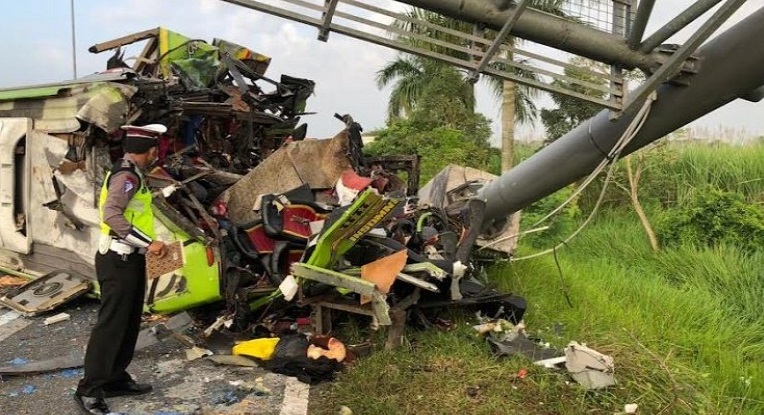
{"left": 639, "top": 0, "right": 722, "bottom": 53}
{"left": 627, "top": 0, "right": 656, "bottom": 49}
{"left": 478, "top": 6, "right": 764, "bottom": 221}
{"left": 70, "top": 0, "right": 77, "bottom": 79}
{"left": 399, "top": 0, "right": 665, "bottom": 71}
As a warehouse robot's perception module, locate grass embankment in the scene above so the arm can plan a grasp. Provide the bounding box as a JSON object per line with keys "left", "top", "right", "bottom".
{"left": 313, "top": 142, "right": 764, "bottom": 414}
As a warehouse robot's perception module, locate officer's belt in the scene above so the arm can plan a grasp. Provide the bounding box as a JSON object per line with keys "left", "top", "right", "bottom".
{"left": 109, "top": 238, "right": 146, "bottom": 255}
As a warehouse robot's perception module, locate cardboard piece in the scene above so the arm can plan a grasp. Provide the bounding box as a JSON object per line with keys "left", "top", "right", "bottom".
{"left": 146, "top": 241, "right": 184, "bottom": 279}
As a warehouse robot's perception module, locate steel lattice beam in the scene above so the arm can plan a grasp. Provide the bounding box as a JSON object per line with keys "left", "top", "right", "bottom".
{"left": 318, "top": 0, "right": 340, "bottom": 41}
{"left": 467, "top": 0, "right": 530, "bottom": 83}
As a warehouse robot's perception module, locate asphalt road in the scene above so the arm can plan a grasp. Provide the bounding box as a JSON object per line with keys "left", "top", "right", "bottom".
{"left": 0, "top": 299, "right": 310, "bottom": 415}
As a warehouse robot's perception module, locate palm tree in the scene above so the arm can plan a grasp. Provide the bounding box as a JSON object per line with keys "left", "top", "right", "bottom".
{"left": 484, "top": 0, "right": 568, "bottom": 171}
{"left": 377, "top": 2, "right": 567, "bottom": 171}
{"left": 376, "top": 55, "right": 475, "bottom": 121}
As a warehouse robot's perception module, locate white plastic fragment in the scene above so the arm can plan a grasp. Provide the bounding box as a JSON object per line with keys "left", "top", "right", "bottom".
{"left": 43, "top": 312, "right": 71, "bottom": 326}
{"left": 279, "top": 274, "right": 299, "bottom": 301}
{"left": 534, "top": 356, "right": 567, "bottom": 369}
{"left": 624, "top": 403, "right": 638, "bottom": 414}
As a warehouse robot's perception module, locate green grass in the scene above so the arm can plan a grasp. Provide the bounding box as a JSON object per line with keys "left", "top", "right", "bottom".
{"left": 312, "top": 215, "right": 764, "bottom": 415}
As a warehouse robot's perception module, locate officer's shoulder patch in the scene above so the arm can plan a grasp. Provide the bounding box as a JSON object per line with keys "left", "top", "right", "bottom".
{"left": 124, "top": 176, "right": 137, "bottom": 193}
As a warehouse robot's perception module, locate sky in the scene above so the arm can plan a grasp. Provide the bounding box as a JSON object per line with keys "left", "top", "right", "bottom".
{"left": 1, "top": 0, "right": 763, "bottom": 142}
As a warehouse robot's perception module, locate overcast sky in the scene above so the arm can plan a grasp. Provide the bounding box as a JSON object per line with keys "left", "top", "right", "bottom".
{"left": 2, "top": 0, "right": 763, "bottom": 141}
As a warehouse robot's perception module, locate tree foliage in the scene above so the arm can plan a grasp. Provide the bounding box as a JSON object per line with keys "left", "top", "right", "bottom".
{"left": 366, "top": 69, "right": 495, "bottom": 182}
{"left": 540, "top": 57, "right": 609, "bottom": 142}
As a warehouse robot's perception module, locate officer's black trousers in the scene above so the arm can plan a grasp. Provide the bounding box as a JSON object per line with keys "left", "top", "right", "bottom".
{"left": 77, "top": 250, "right": 146, "bottom": 397}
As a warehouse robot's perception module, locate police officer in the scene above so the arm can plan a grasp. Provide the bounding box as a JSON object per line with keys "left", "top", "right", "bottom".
{"left": 75, "top": 124, "right": 168, "bottom": 415}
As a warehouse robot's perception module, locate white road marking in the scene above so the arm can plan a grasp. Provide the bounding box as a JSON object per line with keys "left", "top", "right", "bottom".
{"left": 0, "top": 310, "right": 21, "bottom": 326}
{"left": 0, "top": 310, "right": 32, "bottom": 343}
{"left": 279, "top": 377, "right": 311, "bottom": 415}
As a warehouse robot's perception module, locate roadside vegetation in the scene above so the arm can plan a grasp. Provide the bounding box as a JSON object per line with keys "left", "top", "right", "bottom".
{"left": 313, "top": 141, "right": 764, "bottom": 415}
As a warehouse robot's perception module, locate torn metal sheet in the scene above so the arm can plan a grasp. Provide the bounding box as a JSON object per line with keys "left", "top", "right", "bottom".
{"left": 0, "top": 351, "right": 85, "bottom": 376}
{"left": 417, "top": 165, "right": 518, "bottom": 255}
{"left": 0, "top": 270, "right": 91, "bottom": 316}
{"left": 307, "top": 189, "right": 400, "bottom": 269}
{"left": 565, "top": 341, "right": 616, "bottom": 389}
{"left": 218, "top": 130, "right": 354, "bottom": 226}
{"left": 292, "top": 264, "right": 392, "bottom": 326}
{"left": 0, "top": 82, "right": 136, "bottom": 133}
{"left": 341, "top": 268, "right": 440, "bottom": 293}
{"left": 291, "top": 263, "right": 375, "bottom": 297}
{"left": 75, "top": 83, "right": 137, "bottom": 132}
{"left": 403, "top": 263, "right": 448, "bottom": 281}
{"left": 360, "top": 250, "right": 407, "bottom": 304}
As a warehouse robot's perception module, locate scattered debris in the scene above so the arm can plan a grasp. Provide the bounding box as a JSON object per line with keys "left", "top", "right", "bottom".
{"left": 210, "top": 390, "right": 240, "bottom": 406}
{"left": 185, "top": 346, "right": 214, "bottom": 361}
{"left": 564, "top": 341, "right": 616, "bottom": 390}
{"left": 226, "top": 378, "right": 271, "bottom": 396}
{"left": 1, "top": 312, "right": 193, "bottom": 376}
{"left": 43, "top": 312, "right": 71, "bottom": 326}
{"left": 205, "top": 354, "right": 259, "bottom": 368}
{"left": 624, "top": 403, "right": 639, "bottom": 414}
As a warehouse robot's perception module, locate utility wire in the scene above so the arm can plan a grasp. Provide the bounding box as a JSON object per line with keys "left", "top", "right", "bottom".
{"left": 511, "top": 92, "right": 657, "bottom": 262}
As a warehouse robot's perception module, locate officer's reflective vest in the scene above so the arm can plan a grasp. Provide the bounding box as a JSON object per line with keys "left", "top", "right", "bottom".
{"left": 99, "top": 161, "right": 155, "bottom": 239}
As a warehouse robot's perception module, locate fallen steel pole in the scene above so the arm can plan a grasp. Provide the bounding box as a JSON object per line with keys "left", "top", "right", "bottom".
{"left": 478, "top": 6, "right": 764, "bottom": 221}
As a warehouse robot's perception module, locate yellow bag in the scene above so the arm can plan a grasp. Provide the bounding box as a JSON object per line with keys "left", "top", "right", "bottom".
{"left": 232, "top": 337, "right": 280, "bottom": 360}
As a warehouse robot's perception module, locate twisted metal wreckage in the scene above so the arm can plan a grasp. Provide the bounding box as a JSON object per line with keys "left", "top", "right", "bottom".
{"left": 0, "top": 28, "right": 525, "bottom": 361}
